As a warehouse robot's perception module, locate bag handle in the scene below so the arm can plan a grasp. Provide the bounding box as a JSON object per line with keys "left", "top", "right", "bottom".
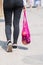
{"left": 23, "top": 9, "right": 26, "bottom": 18}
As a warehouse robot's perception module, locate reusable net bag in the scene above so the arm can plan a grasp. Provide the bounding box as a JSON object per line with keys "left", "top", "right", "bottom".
{"left": 22, "top": 9, "right": 31, "bottom": 45}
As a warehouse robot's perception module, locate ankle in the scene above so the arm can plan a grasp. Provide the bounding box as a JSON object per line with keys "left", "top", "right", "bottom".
{"left": 7, "top": 40, "right": 11, "bottom": 45}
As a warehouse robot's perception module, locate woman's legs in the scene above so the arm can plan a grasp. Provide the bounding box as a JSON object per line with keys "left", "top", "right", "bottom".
{"left": 3, "top": 8, "right": 12, "bottom": 41}
{"left": 13, "top": 8, "right": 22, "bottom": 44}
{"left": 3, "top": 8, "right": 12, "bottom": 52}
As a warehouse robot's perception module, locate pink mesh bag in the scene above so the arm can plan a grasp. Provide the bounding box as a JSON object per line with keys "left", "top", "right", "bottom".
{"left": 22, "top": 9, "right": 31, "bottom": 45}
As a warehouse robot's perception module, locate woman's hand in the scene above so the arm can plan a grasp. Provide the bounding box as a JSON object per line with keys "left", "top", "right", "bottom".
{"left": 23, "top": 6, "right": 26, "bottom": 10}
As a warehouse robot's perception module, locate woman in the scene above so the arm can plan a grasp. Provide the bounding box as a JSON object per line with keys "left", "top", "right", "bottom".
{"left": 3, "top": 0, "right": 26, "bottom": 52}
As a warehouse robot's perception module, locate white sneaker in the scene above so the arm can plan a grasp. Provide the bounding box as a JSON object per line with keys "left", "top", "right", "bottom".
{"left": 7, "top": 41, "right": 12, "bottom": 52}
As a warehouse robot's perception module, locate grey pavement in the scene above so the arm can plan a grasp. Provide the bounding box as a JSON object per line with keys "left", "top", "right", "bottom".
{"left": 0, "top": 8, "right": 43, "bottom": 65}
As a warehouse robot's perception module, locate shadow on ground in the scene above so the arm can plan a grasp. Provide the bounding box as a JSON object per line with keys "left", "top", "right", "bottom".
{"left": 17, "top": 46, "right": 28, "bottom": 50}
{"left": 0, "top": 40, "right": 28, "bottom": 52}
{"left": 0, "top": 40, "right": 7, "bottom": 51}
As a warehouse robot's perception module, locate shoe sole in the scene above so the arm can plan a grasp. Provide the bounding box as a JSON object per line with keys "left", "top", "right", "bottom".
{"left": 7, "top": 44, "right": 12, "bottom": 52}
{"left": 12, "top": 44, "right": 17, "bottom": 48}
{"left": 12, "top": 46, "right": 17, "bottom": 48}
